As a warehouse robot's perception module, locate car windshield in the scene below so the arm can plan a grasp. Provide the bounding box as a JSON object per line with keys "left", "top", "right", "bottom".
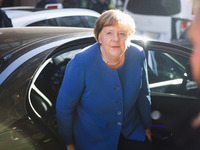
{"left": 127, "top": 0, "right": 181, "bottom": 16}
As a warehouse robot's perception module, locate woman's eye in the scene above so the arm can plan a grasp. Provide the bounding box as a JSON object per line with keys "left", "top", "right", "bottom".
{"left": 120, "top": 32, "right": 126, "bottom": 36}
{"left": 107, "top": 32, "right": 112, "bottom": 35}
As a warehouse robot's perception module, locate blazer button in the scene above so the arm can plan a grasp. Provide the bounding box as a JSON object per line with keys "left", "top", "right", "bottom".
{"left": 117, "top": 122, "right": 122, "bottom": 126}
{"left": 117, "top": 100, "right": 122, "bottom": 104}
{"left": 117, "top": 111, "right": 122, "bottom": 115}
{"left": 115, "top": 87, "right": 120, "bottom": 91}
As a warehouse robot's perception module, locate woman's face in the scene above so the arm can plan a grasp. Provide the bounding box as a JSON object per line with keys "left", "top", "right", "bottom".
{"left": 98, "top": 24, "right": 130, "bottom": 60}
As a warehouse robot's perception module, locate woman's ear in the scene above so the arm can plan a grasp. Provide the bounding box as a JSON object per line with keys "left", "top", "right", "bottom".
{"left": 98, "top": 33, "right": 102, "bottom": 44}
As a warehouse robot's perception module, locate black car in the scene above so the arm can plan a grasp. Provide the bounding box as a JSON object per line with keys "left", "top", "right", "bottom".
{"left": 0, "top": 27, "right": 200, "bottom": 150}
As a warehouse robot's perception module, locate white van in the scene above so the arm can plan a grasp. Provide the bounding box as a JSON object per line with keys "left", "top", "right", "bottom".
{"left": 123, "top": 0, "right": 193, "bottom": 42}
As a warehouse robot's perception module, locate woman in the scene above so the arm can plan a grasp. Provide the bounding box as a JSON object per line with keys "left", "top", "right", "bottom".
{"left": 93, "top": 0, "right": 109, "bottom": 14}
{"left": 56, "top": 9, "right": 152, "bottom": 150}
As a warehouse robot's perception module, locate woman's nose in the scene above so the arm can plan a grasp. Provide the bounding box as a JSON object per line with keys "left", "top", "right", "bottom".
{"left": 113, "top": 33, "right": 120, "bottom": 41}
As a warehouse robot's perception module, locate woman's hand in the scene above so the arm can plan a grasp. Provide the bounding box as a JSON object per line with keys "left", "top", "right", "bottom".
{"left": 145, "top": 128, "right": 152, "bottom": 142}
{"left": 66, "top": 144, "right": 75, "bottom": 150}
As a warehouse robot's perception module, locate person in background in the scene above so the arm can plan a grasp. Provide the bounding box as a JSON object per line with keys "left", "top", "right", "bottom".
{"left": 36, "top": 0, "right": 57, "bottom": 8}
{"left": 62, "top": 0, "right": 80, "bottom": 8}
{"left": 173, "top": 1, "right": 200, "bottom": 150}
{"left": 0, "top": 0, "right": 12, "bottom": 27}
{"left": 1, "top": 0, "right": 13, "bottom": 7}
{"left": 56, "top": 9, "right": 152, "bottom": 150}
{"left": 189, "top": 0, "right": 200, "bottom": 137}
{"left": 190, "top": 2, "right": 200, "bottom": 88}
{"left": 93, "top": 0, "right": 109, "bottom": 13}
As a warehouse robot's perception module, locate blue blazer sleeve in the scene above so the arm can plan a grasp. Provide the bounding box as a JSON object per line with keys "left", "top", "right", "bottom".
{"left": 136, "top": 51, "right": 152, "bottom": 129}
{"left": 56, "top": 54, "right": 85, "bottom": 145}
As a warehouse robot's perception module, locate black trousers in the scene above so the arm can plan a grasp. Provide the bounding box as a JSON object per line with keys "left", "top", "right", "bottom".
{"left": 117, "top": 134, "right": 153, "bottom": 150}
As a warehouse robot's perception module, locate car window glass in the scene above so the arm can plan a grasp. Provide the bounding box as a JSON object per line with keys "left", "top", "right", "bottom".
{"left": 27, "top": 18, "right": 57, "bottom": 26}
{"left": 147, "top": 50, "right": 198, "bottom": 98}
{"left": 82, "top": 16, "right": 98, "bottom": 28}
{"left": 27, "top": 20, "right": 46, "bottom": 26}
{"left": 29, "top": 49, "right": 80, "bottom": 122}
{"left": 56, "top": 16, "right": 86, "bottom": 27}
{"left": 47, "top": 18, "right": 58, "bottom": 26}
{"left": 127, "top": 0, "right": 180, "bottom": 16}
{"left": 27, "top": 36, "right": 96, "bottom": 130}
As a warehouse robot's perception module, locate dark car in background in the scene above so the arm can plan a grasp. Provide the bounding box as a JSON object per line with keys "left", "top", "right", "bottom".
{"left": 0, "top": 27, "right": 200, "bottom": 149}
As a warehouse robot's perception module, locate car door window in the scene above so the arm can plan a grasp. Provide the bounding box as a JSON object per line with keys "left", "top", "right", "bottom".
{"left": 29, "top": 49, "right": 80, "bottom": 122}
{"left": 27, "top": 39, "right": 96, "bottom": 129}
{"left": 27, "top": 18, "right": 57, "bottom": 26}
{"left": 56, "top": 16, "right": 86, "bottom": 27}
{"left": 147, "top": 50, "right": 198, "bottom": 98}
{"left": 27, "top": 20, "right": 47, "bottom": 26}
{"left": 82, "top": 16, "right": 98, "bottom": 28}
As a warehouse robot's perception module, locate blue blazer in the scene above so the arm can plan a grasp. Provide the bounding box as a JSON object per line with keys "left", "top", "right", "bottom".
{"left": 56, "top": 42, "right": 152, "bottom": 150}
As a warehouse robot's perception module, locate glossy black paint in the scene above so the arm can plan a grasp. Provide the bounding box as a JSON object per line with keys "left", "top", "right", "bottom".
{"left": 0, "top": 27, "right": 93, "bottom": 150}
{"left": 171, "top": 28, "right": 192, "bottom": 49}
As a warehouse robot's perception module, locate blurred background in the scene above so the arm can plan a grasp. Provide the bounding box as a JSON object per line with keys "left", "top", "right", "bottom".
{"left": 0, "top": 0, "right": 195, "bottom": 46}
{"left": 0, "top": 0, "right": 123, "bottom": 9}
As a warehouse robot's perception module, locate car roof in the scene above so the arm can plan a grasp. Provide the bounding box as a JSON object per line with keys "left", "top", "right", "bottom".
{"left": 0, "top": 27, "right": 95, "bottom": 78}
{"left": 2, "top": 6, "right": 35, "bottom": 10}
{"left": 3, "top": 6, "right": 40, "bottom": 18}
{"left": 10, "top": 8, "right": 100, "bottom": 27}
{"left": 5, "top": 10, "right": 33, "bottom": 18}
{"left": 0, "top": 27, "right": 94, "bottom": 56}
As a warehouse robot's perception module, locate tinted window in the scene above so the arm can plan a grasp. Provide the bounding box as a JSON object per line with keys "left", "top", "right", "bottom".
{"left": 27, "top": 20, "right": 46, "bottom": 26}
{"left": 28, "top": 50, "right": 80, "bottom": 131}
{"left": 147, "top": 50, "right": 198, "bottom": 97}
{"left": 28, "top": 39, "right": 96, "bottom": 127}
{"left": 82, "top": 16, "right": 98, "bottom": 28}
{"left": 27, "top": 18, "right": 57, "bottom": 26}
{"left": 127, "top": 0, "right": 181, "bottom": 16}
{"left": 27, "top": 16, "right": 98, "bottom": 28}
{"left": 56, "top": 16, "right": 87, "bottom": 27}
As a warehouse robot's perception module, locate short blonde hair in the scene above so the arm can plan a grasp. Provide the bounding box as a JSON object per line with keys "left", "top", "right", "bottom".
{"left": 93, "top": 9, "right": 135, "bottom": 41}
